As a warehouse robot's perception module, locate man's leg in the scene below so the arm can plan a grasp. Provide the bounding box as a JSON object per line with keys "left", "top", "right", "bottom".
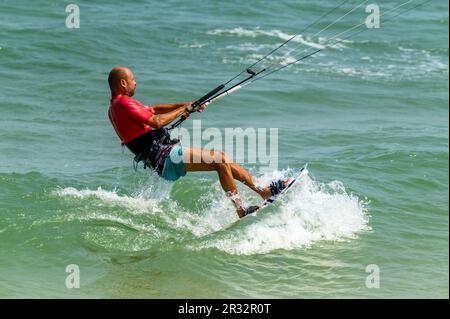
{"left": 228, "top": 162, "right": 272, "bottom": 199}
{"left": 184, "top": 148, "right": 269, "bottom": 218}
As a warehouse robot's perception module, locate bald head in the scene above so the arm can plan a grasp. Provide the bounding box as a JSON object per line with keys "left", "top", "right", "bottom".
{"left": 108, "top": 67, "right": 137, "bottom": 97}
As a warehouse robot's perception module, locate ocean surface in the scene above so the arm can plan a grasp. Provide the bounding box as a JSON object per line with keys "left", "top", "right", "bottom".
{"left": 0, "top": 0, "right": 448, "bottom": 298}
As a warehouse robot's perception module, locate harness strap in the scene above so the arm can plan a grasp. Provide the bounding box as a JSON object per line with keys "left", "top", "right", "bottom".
{"left": 131, "top": 128, "right": 179, "bottom": 172}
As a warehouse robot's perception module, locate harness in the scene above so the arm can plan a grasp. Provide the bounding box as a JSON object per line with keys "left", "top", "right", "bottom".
{"left": 129, "top": 128, "right": 179, "bottom": 173}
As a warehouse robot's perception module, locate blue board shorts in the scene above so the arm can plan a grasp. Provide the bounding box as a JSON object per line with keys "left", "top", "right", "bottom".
{"left": 162, "top": 144, "right": 186, "bottom": 181}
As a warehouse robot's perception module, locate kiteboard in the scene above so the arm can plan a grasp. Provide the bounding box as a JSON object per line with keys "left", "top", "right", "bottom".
{"left": 245, "top": 164, "right": 309, "bottom": 217}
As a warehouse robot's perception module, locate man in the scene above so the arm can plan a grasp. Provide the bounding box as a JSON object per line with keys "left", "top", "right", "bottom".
{"left": 108, "top": 67, "right": 287, "bottom": 218}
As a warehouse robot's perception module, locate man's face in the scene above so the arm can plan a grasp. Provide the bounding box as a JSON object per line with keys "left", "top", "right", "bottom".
{"left": 123, "top": 69, "right": 137, "bottom": 97}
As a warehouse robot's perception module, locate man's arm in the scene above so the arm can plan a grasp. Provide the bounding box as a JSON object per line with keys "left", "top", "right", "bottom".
{"left": 147, "top": 104, "right": 191, "bottom": 129}
{"left": 151, "top": 102, "right": 190, "bottom": 114}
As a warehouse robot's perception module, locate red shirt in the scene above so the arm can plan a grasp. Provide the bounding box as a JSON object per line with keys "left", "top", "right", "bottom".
{"left": 108, "top": 95, "right": 155, "bottom": 144}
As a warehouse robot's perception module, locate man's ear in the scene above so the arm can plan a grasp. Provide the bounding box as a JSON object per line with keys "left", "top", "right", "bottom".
{"left": 120, "top": 79, "right": 127, "bottom": 88}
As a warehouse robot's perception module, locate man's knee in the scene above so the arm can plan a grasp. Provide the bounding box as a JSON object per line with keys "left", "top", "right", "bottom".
{"left": 211, "top": 151, "right": 232, "bottom": 170}
{"left": 217, "top": 150, "right": 232, "bottom": 164}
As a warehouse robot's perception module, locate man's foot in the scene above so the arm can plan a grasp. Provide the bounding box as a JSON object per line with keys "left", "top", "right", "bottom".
{"left": 237, "top": 205, "right": 260, "bottom": 218}
{"left": 260, "top": 179, "right": 292, "bottom": 200}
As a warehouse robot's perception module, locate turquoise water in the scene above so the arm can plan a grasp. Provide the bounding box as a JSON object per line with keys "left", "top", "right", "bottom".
{"left": 0, "top": 0, "right": 448, "bottom": 298}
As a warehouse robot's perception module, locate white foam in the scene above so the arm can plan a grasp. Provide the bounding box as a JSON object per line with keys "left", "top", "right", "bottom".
{"left": 53, "top": 183, "right": 232, "bottom": 237}
{"left": 162, "top": 183, "right": 237, "bottom": 236}
{"left": 223, "top": 43, "right": 275, "bottom": 52}
{"left": 389, "top": 46, "right": 449, "bottom": 78}
{"left": 208, "top": 27, "right": 325, "bottom": 49}
{"left": 315, "top": 47, "right": 448, "bottom": 80}
{"left": 79, "top": 212, "right": 161, "bottom": 235}
{"left": 210, "top": 28, "right": 364, "bottom": 70}
{"left": 213, "top": 27, "right": 448, "bottom": 80}
{"left": 54, "top": 186, "right": 164, "bottom": 214}
{"left": 54, "top": 169, "right": 370, "bottom": 255}
{"left": 179, "top": 42, "right": 208, "bottom": 49}
{"left": 208, "top": 27, "right": 262, "bottom": 38}
{"left": 191, "top": 172, "right": 370, "bottom": 255}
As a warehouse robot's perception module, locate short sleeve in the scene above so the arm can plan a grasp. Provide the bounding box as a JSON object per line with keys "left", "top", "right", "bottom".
{"left": 124, "top": 99, "right": 153, "bottom": 124}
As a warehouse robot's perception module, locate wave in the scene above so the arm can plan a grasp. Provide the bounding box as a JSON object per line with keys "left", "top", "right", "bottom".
{"left": 208, "top": 27, "right": 448, "bottom": 81}
{"left": 179, "top": 42, "right": 208, "bottom": 49}
{"left": 207, "top": 27, "right": 345, "bottom": 49}
{"left": 54, "top": 171, "right": 368, "bottom": 254}
{"left": 54, "top": 186, "right": 163, "bottom": 214}
{"left": 191, "top": 172, "right": 370, "bottom": 255}
{"left": 54, "top": 168, "right": 370, "bottom": 255}
{"left": 208, "top": 27, "right": 348, "bottom": 51}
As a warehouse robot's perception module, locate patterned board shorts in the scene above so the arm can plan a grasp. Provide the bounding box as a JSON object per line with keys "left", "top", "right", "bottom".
{"left": 161, "top": 144, "right": 186, "bottom": 181}
{"left": 147, "top": 142, "right": 186, "bottom": 181}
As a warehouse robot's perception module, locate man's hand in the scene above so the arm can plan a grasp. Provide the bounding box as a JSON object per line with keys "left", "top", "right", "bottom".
{"left": 184, "top": 101, "right": 194, "bottom": 113}
{"left": 193, "top": 102, "right": 208, "bottom": 113}
{"left": 184, "top": 101, "right": 208, "bottom": 113}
